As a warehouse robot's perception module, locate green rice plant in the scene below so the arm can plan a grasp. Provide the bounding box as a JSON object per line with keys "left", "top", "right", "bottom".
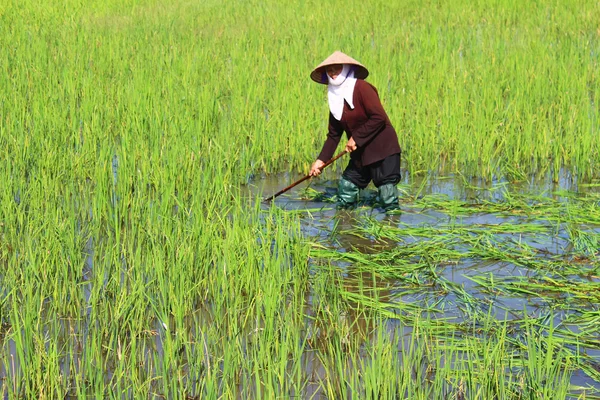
{"left": 1, "top": 0, "right": 600, "bottom": 398}
{"left": 520, "top": 318, "right": 573, "bottom": 399}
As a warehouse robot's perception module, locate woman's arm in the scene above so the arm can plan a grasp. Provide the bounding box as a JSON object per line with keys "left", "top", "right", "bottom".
{"left": 317, "top": 112, "right": 345, "bottom": 162}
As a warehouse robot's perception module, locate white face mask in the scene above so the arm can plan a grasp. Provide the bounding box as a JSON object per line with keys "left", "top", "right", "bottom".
{"left": 327, "top": 64, "right": 351, "bottom": 86}
{"left": 327, "top": 64, "right": 357, "bottom": 121}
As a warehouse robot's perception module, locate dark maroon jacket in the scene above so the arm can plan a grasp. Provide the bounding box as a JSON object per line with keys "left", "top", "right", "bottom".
{"left": 317, "top": 79, "right": 401, "bottom": 167}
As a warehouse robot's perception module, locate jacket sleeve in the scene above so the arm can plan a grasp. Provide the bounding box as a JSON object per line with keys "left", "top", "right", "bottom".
{"left": 351, "top": 83, "right": 387, "bottom": 147}
{"left": 317, "top": 113, "right": 344, "bottom": 161}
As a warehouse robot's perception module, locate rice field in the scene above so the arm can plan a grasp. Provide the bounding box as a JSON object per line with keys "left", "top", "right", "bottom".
{"left": 1, "top": 0, "right": 599, "bottom": 398}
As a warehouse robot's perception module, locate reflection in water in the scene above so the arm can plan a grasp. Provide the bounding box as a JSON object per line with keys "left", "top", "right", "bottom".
{"left": 246, "top": 170, "right": 600, "bottom": 393}
{"left": 248, "top": 170, "right": 599, "bottom": 319}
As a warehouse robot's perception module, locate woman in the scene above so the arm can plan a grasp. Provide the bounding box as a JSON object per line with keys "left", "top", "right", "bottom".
{"left": 309, "top": 51, "right": 401, "bottom": 211}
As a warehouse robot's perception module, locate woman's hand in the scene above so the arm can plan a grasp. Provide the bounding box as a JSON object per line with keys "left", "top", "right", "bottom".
{"left": 345, "top": 137, "right": 357, "bottom": 153}
{"left": 310, "top": 159, "right": 326, "bottom": 176}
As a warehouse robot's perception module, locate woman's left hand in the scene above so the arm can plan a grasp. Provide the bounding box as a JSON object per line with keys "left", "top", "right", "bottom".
{"left": 345, "top": 137, "right": 357, "bottom": 153}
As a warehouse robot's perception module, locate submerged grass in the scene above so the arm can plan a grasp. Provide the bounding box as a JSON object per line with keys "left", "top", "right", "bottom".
{"left": 307, "top": 187, "right": 599, "bottom": 398}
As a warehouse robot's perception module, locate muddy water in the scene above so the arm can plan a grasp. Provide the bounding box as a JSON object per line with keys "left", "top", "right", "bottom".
{"left": 251, "top": 169, "right": 600, "bottom": 393}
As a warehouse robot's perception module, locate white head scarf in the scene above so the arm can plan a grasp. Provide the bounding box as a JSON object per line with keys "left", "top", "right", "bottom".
{"left": 327, "top": 64, "right": 357, "bottom": 121}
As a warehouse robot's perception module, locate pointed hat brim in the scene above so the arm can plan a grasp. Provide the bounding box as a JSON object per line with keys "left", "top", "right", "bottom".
{"left": 310, "top": 51, "right": 369, "bottom": 84}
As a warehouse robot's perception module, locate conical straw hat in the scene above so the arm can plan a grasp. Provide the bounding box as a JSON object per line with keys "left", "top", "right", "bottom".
{"left": 310, "top": 51, "right": 369, "bottom": 84}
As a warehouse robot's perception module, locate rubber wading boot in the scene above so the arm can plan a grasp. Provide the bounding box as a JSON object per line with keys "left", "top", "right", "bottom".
{"left": 337, "top": 178, "right": 360, "bottom": 209}
{"left": 378, "top": 183, "right": 399, "bottom": 212}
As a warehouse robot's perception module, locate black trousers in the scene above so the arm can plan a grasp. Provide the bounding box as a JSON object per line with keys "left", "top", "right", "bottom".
{"left": 342, "top": 153, "right": 401, "bottom": 189}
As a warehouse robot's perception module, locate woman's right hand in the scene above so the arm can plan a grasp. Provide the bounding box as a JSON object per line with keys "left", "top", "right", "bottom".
{"left": 310, "top": 159, "right": 326, "bottom": 176}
